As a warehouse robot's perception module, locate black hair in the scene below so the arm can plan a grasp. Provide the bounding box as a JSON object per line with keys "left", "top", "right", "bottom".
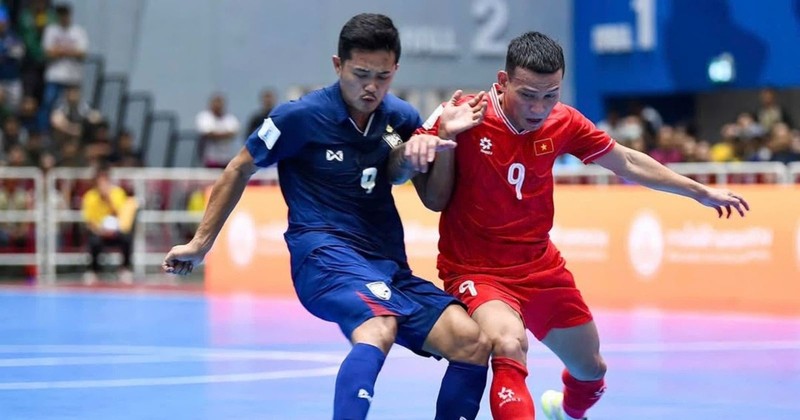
{"left": 54, "top": 3, "right": 71, "bottom": 16}
{"left": 338, "top": 13, "right": 401, "bottom": 63}
{"left": 505, "top": 31, "right": 565, "bottom": 77}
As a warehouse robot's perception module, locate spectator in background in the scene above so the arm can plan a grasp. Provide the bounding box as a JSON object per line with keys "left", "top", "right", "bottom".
{"left": 0, "top": 7, "right": 26, "bottom": 111}
{"left": 767, "top": 122, "right": 800, "bottom": 163}
{"left": 0, "top": 176, "right": 32, "bottom": 249}
{"left": 735, "top": 111, "right": 765, "bottom": 140}
{"left": 17, "top": 95, "right": 40, "bottom": 132}
{"left": 80, "top": 162, "right": 137, "bottom": 285}
{"left": 756, "top": 87, "right": 791, "bottom": 132}
{"left": 18, "top": 0, "right": 54, "bottom": 102}
{"left": 710, "top": 124, "right": 742, "bottom": 162}
{"left": 49, "top": 85, "right": 102, "bottom": 144}
{"left": 1, "top": 115, "right": 26, "bottom": 150}
{"left": 596, "top": 109, "right": 626, "bottom": 141}
{"left": 245, "top": 88, "right": 276, "bottom": 136}
{"left": 649, "top": 125, "right": 684, "bottom": 165}
{"left": 108, "top": 129, "right": 142, "bottom": 167}
{"left": 38, "top": 3, "right": 88, "bottom": 131}
{"left": 195, "top": 93, "right": 240, "bottom": 168}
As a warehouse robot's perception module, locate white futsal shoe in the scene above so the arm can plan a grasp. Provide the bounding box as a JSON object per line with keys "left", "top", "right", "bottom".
{"left": 541, "top": 390, "right": 586, "bottom": 420}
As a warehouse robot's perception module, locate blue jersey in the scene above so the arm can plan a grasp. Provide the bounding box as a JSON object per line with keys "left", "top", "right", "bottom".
{"left": 245, "top": 82, "right": 422, "bottom": 271}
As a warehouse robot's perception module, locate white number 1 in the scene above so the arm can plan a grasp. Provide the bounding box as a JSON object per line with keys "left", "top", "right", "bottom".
{"left": 507, "top": 163, "right": 525, "bottom": 200}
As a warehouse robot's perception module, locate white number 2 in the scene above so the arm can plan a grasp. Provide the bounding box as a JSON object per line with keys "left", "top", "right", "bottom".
{"left": 507, "top": 163, "right": 525, "bottom": 200}
{"left": 459, "top": 280, "right": 477, "bottom": 297}
{"left": 361, "top": 167, "right": 377, "bottom": 194}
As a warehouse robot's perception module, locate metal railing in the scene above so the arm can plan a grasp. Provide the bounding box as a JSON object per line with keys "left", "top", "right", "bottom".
{"left": 0, "top": 167, "right": 45, "bottom": 272}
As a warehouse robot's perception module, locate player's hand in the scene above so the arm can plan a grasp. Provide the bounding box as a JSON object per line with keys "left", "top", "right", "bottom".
{"left": 438, "top": 90, "right": 487, "bottom": 139}
{"left": 696, "top": 187, "right": 750, "bottom": 218}
{"left": 403, "top": 134, "right": 457, "bottom": 174}
{"left": 162, "top": 242, "right": 207, "bottom": 275}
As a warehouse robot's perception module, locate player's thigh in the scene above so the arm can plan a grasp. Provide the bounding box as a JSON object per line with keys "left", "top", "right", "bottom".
{"left": 520, "top": 267, "right": 593, "bottom": 342}
{"left": 293, "top": 246, "right": 413, "bottom": 341}
{"left": 540, "top": 320, "right": 606, "bottom": 381}
{"left": 422, "top": 304, "right": 488, "bottom": 363}
{"left": 389, "top": 273, "right": 464, "bottom": 357}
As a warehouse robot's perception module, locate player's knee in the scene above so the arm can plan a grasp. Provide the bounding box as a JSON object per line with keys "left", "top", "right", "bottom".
{"left": 464, "top": 330, "right": 492, "bottom": 364}
{"left": 444, "top": 322, "right": 491, "bottom": 365}
{"left": 490, "top": 335, "right": 528, "bottom": 361}
{"left": 569, "top": 353, "right": 607, "bottom": 381}
{"left": 351, "top": 316, "right": 398, "bottom": 353}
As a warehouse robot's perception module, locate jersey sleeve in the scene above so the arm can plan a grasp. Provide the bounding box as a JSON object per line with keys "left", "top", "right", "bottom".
{"left": 414, "top": 103, "right": 444, "bottom": 136}
{"left": 389, "top": 97, "right": 424, "bottom": 140}
{"left": 562, "top": 107, "right": 616, "bottom": 164}
{"left": 245, "top": 102, "right": 308, "bottom": 168}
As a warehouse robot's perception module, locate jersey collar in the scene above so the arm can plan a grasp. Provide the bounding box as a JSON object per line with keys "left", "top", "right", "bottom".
{"left": 329, "top": 81, "right": 386, "bottom": 128}
{"left": 491, "top": 83, "right": 530, "bottom": 135}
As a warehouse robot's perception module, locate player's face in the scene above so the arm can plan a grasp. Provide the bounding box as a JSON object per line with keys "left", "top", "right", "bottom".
{"left": 333, "top": 49, "right": 398, "bottom": 120}
{"left": 498, "top": 67, "right": 562, "bottom": 132}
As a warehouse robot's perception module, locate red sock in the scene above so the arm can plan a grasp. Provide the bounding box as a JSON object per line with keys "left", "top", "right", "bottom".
{"left": 562, "top": 369, "right": 606, "bottom": 419}
{"left": 490, "top": 357, "right": 535, "bottom": 419}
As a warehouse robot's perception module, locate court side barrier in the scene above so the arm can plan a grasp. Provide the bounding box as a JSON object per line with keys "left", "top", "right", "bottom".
{"left": 0, "top": 167, "right": 45, "bottom": 275}
{"left": 0, "top": 161, "right": 793, "bottom": 285}
{"left": 206, "top": 184, "right": 800, "bottom": 316}
{"left": 39, "top": 166, "right": 277, "bottom": 283}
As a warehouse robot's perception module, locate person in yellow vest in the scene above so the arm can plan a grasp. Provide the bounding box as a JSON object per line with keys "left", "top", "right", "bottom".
{"left": 80, "top": 163, "right": 137, "bottom": 285}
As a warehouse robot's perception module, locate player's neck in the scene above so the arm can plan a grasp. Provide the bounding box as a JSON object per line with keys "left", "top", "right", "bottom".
{"left": 496, "top": 92, "right": 527, "bottom": 133}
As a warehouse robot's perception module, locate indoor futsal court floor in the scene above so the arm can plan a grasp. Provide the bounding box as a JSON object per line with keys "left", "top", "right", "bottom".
{"left": 1, "top": 286, "right": 799, "bottom": 419}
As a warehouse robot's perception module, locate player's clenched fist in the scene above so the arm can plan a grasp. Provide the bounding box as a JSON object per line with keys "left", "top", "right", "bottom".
{"left": 162, "top": 242, "right": 206, "bottom": 276}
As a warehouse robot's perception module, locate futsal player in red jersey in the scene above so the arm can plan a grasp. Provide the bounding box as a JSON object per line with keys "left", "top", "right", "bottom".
{"left": 411, "top": 31, "right": 750, "bottom": 420}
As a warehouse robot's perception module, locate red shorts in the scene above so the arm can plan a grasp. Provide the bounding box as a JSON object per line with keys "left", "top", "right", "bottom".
{"left": 441, "top": 242, "right": 593, "bottom": 341}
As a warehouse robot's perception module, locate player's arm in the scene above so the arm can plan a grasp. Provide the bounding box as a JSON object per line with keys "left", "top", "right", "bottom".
{"left": 593, "top": 143, "right": 750, "bottom": 218}
{"left": 162, "top": 147, "right": 258, "bottom": 275}
{"left": 388, "top": 91, "right": 487, "bottom": 211}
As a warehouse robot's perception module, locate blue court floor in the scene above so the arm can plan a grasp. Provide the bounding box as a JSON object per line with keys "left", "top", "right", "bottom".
{"left": 1, "top": 287, "right": 799, "bottom": 419}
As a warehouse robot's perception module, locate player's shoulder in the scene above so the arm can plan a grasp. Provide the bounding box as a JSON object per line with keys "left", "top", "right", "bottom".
{"left": 268, "top": 88, "right": 332, "bottom": 126}
{"left": 541, "top": 103, "right": 590, "bottom": 129}
{"left": 382, "top": 92, "right": 420, "bottom": 119}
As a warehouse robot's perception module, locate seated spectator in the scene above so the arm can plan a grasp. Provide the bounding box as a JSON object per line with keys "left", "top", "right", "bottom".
{"left": 710, "top": 124, "right": 741, "bottom": 162}
{"left": 50, "top": 85, "right": 102, "bottom": 145}
{"left": 80, "top": 162, "right": 138, "bottom": 285}
{"left": 108, "top": 129, "right": 142, "bottom": 167}
{"left": 649, "top": 125, "right": 684, "bottom": 164}
{"left": 0, "top": 177, "right": 33, "bottom": 249}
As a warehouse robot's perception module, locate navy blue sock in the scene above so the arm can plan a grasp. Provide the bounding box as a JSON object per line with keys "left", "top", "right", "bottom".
{"left": 333, "top": 343, "right": 386, "bottom": 420}
{"left": 435, "top": 361, "right": 489, "bottom": 420}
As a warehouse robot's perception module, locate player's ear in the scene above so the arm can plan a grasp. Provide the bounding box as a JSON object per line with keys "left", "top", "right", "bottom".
{"left": 497, "top": 70, "right": 509, "bottom": 88}
{"left": 332, "top": 55, "right": 342, "bottom": 76}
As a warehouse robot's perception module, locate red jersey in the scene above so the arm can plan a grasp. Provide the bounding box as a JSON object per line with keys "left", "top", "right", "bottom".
{"left": 423, "top": 84, "right": 615, "bottom": 277}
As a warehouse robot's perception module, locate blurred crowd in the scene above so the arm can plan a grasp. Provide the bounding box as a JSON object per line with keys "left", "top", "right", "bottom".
{"left": 580, "top": 88, "right": 798, "bottom": 168}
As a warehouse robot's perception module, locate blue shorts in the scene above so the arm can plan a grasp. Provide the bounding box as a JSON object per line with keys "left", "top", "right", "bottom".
{"left": 293, "top": 246, "right": 462, "bottom": 356}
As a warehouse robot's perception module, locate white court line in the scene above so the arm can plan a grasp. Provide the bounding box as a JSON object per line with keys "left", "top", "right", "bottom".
{"left": 0, "top": 366, "right": 341, "bottom": 390}
{"left": 0, "top": 345, "right": 343, "bottom": 363}
{"left": 1, "top": 341, "right": 798, "bottom": 390}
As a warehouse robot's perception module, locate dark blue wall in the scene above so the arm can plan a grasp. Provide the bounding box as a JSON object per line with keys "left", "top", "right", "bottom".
{"left": 574, "top": 0, "right": 800, "bottom": 121}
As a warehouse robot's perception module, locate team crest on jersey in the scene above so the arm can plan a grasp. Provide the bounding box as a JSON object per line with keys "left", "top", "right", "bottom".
{"left": 479, "top": 137, "right": 493, "bottom": 155}
{"left": 534, "top": 138, "right": 554, "bottom": 156}
{"left": 382, "top": 125, "right": 403, "bottom": 149}
{"left": 366, "top": 281, "right": 392, "bottom": 300}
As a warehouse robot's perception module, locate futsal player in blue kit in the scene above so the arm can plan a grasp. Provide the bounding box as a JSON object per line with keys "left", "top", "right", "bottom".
{"left": 163, "top": 13, "right": 491, "bottom": 420}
